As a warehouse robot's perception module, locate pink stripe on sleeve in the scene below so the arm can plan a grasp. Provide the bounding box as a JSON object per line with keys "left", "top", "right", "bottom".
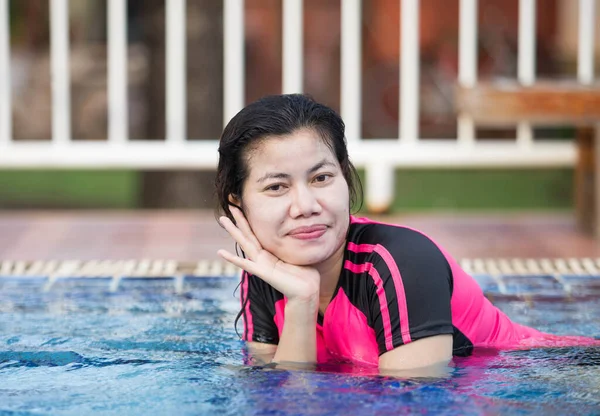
{"left": 347, "top": 241, "right": 412, "bottom": 344}
{"left": 373, "top": 246, "right": 412, "bottom": 344}
{"left": 241, "top": 271, "right": 254, "bottom": 341}
{"left": 344, "top": 260, "right": 394, "bottom": 351}
{"left": 347, "top": 241, "right": 373, "bottom": 253}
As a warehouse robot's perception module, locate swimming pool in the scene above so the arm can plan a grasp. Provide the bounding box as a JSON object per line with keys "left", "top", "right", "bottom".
{"left": 0, "top": 261, "right": 599, "bottom": 416}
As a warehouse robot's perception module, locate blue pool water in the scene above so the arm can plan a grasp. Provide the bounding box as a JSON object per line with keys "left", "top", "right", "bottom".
{"left": 0, "top": 276, "right": 599, "bottom": 415}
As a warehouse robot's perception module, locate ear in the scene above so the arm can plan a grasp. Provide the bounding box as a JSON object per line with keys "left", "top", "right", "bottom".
{"left": 228, "top": 193, "right": 241, "bottom": 206}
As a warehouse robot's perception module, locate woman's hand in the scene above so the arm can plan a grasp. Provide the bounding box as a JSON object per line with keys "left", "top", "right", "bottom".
{"left": 217, "top": 206, "right": 321, "bottom": 305}
{"left": 219, "top": 206, "right": 319, "bottom": 364}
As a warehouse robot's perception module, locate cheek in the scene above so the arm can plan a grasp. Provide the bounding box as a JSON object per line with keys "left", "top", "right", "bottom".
{"left": 243, "top": 197, "right": 285, "bottom": 240}
{"left": 327, "top": 181, "right": 351, "bottom": 213}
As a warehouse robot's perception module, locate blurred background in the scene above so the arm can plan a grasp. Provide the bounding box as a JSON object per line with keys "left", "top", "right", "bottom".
{"left": 0, "top": 0, "right": 598, "bottom": 213}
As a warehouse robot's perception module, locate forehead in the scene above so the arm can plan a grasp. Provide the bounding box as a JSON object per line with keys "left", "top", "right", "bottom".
{"left": 246, "top": 129, "right": 337, "bottom": 174}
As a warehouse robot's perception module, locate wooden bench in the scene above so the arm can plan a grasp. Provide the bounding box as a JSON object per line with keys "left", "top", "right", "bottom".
{"left": 455, "top": 80, "right": 600, "bottom": 236}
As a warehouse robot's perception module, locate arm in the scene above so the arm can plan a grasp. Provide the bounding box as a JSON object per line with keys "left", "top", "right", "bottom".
{"left": 246, "top": 341, "right": 277, "bottom": 365}
{"left": 272, "top": 298, "right": 318, "bottom": 364}
{"left": 244, "top": 297, "right": 318, "bottom": 366}
{"left": 246, "top": 296, "right": 318, "bottom": 367}
{"left": 379, "top": 334, "right": 453, "bottom": 375}
{"left": 248, "top": 335, "right": 453, "bottom": 375}
{"left": 363, "top": 226, "right": 456, "bottom": 374}
{"left": 241, "top": 271, "right": 318, "bottom": 365}
{"left": 219, "top": 207, "right": 319, "bottom": 365}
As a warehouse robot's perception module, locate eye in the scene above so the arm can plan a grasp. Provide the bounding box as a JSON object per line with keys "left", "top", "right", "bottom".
{"left": 264, "top": 183, "right": 287, "bottom": 193}
{"left": 313, "top": 174, "right": 332, "bottom": 183}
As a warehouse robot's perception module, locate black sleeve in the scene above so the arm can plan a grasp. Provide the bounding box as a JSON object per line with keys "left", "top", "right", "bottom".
{"left": 240, "top": 271, "right": 281, "bottom": 345}
{"left": 365, "top": 226, "right": 454, "bottom": 355}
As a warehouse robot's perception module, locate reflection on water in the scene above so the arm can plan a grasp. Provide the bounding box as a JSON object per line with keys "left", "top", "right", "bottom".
{"left": 0, "top": 278, "right": 599, "bottom": 415}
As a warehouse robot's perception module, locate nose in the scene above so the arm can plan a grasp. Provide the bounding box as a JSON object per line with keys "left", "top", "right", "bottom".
{"left": 289, "top": 184, "right": 322, "bottom": 218}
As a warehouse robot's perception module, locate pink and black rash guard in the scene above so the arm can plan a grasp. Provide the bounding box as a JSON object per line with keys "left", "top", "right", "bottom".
{"left": 240, "top": 216, "right": 597, "bottom": 366}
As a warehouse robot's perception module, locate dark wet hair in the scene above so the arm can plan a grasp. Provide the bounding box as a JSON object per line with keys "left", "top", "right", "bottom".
{"left": 215, "top": 93, "right": 362, "bottom": 221}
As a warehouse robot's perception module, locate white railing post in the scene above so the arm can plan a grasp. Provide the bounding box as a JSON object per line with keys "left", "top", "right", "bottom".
{"left": 223, "top": 0, "right": 245, "bottom": 126}
{"left": 50, "top": 0, "right": 72, "bottom": 145}
{"left": 457, "top": 0, "right": 478, "bottom": 147}
{"left": 108, "top": 0, "right": 128, "bottom": 144}
{"left": 366, "top": 160, "right": 394, "bottom": 213}
{"left": 400, "top": 0, "right": 419, "bottom": 144}
{"left": 341, "top": 0, "right": 361, "bottom": 144}
{"left": 517, "top": 0, "right": 536, "bottom": 148}
{"left": 282, "top": 0, "right": 303, "bottom": 93}
{"left": 166, "top": 0, "right": 186, "bottom": 144}
{"left": 368, "top": 0, "right": 420, "bottom": 212}
{"left": 578, "top": 0, "right": 596, "bottom": 85}
{"left": 0, "top": 0, "right": 10, "bottom": 146}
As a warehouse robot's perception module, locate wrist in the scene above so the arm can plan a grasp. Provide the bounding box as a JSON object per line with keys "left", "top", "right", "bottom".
{"left": 286, "top": 291, "right": 319, "bottom": 309}
{"left": 284, "top": 296, "right": 319, "bottom": 323}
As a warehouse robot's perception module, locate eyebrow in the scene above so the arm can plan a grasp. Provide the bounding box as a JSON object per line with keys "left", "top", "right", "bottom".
{"left": 256, "top": 159, "right": 337, "bottom": 183}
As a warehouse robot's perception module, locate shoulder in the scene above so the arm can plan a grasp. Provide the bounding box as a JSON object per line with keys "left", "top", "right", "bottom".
{"left": 348, "top": 216, "right": 445, "bottom": 259}
{"left": 345, "top": 218, "right": 455, "bottom": 352}
{"left": 347, "top": 216, "right": 452, "bottom": 284}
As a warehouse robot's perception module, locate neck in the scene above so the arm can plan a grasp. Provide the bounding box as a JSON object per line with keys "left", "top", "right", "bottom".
{"left": 315, "top": 241, "right": 345, "bottom": 300}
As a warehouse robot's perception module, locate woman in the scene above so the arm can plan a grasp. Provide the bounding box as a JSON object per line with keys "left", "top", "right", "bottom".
{"left": 215, "top": 94, "right": 598, "bottom": 372}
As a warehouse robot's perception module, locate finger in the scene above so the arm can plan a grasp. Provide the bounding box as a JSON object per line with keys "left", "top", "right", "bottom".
{"left": 219, "top": 216, "right": 259, "bottom": 258}
{"left": 217, "top": 249, "right": 276, "bottom": 285}
{"left": 229, "top": 206, "right": 262, "bottom": 249}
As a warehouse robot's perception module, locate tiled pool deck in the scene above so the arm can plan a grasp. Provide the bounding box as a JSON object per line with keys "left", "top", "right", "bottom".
{"left": 3, "top": 210, "right": 600, "bottom": 259}
{"left": 1, "top": 210, "right": 600, "bottom": 299}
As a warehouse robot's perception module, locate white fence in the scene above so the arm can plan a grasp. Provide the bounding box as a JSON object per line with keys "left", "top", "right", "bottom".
{"left": 0, "top": 0, "right": 597, "bottom": 210}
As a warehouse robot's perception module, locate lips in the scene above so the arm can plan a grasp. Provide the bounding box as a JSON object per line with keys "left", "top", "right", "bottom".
{"left": 287, "top": 225, "right": 328, "bottom": 240}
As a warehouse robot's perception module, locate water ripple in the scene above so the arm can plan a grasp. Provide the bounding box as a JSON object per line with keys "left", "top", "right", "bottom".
{"left": 0, "top": 351, "right": 162, "bottom": 369}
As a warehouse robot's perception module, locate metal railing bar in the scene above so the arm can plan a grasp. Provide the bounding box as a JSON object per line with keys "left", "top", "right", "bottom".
{"left": 223, "top": 0, "right": 245, "bottom": 126}
{"left": 578, "top": 0, "right": 596, "bottom": 84}
{"left": 400, "top": 0, "right": 419, "bottom": 143}
{"left": 341, "top": 0, "right": 362, "bottom": 143}
{"left": 0, "top": 0, "right": 10, "bottom": 146}
{"left": 457, "top": 0, "right": 478, "bottom": 146}
{"left": 50, "top": 0, "right": 72, "bottom": 145}
{"left": 166, "top": 0, "right": 187, "bottom": 143}
{"left": 517, "top": 0, "right": 536, "bottom": 148}
{"left": 282, "top": 0, "right": 303, "bottom": 93}
{"left": 108, "top": 0, "right": 128, "bottom": 144}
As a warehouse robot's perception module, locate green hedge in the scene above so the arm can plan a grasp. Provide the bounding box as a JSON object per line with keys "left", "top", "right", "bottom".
{"left": 390, "top": 169, "right": 573, "bottom": 211}
{"left": 0, "top": 170, "right": 139, "bottom": 209}
{"left": 0, "top": 168, "right": 573, "bottom": 211}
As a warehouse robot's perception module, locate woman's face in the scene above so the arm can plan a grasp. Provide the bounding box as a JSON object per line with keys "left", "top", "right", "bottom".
{"left": 238, "top": 129, "right": 350, "bottom": 266}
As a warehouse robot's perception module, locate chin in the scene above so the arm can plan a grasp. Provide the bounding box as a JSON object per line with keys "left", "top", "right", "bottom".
{"left": 279, "top": 250, "right": 330, "bottom": 267}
